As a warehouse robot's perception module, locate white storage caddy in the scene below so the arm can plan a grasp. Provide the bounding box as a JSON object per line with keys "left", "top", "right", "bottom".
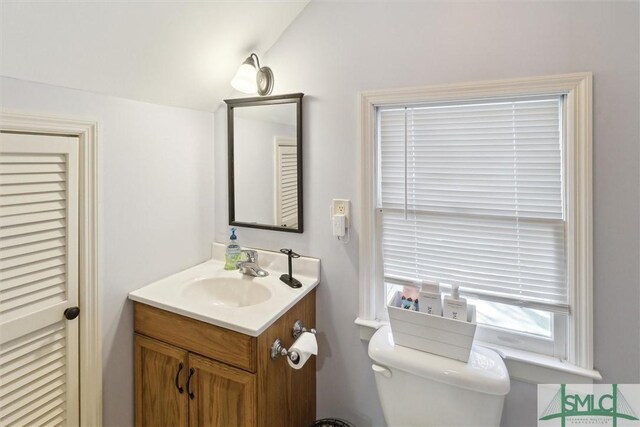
{"left": 387, "top": 290, "right": 477, "bottom": 362}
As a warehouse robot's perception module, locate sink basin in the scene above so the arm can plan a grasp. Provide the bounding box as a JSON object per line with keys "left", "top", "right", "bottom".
{"left": 128, "top": 245, "right": 320, "bottom": 336}
{"left": 182, "top": 277, "right": 272, "bottom": 308}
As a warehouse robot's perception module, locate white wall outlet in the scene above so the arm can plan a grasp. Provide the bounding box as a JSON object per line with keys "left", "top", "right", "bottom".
{"left": 331, "top": 199, "right": 350, "bottom": 225}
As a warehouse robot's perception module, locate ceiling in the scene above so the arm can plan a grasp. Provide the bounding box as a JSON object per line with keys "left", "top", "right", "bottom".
{"left": 0, "top": 1, "right": 308, "bottom": 112}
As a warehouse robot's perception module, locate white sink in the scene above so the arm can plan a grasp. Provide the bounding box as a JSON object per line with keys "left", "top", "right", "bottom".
{"left": 182, "top": 277, "right": 272, "bottom": 308}
{"left": 128, "top": 243, "right": 320, "bottom": 336}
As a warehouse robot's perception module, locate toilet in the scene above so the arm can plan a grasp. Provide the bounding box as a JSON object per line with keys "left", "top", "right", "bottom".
{"left": 368, "top": 326, "right": 510, "bottom": 427}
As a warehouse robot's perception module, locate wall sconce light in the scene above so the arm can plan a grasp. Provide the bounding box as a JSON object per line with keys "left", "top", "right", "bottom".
{"left": 231, "top": 53, "right": 274, "bottom": 96}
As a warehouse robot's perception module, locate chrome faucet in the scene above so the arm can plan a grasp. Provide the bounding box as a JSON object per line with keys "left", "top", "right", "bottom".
{"left": 236, "top": 250, "right": 269, "bottom": 277}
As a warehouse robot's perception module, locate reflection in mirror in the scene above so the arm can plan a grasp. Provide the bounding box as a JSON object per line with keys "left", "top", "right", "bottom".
{"left": 234, "top": 104, "right": 297, "bottom": 227}
{"left": 226, "top": 93, "right": 303, "bottom": 233}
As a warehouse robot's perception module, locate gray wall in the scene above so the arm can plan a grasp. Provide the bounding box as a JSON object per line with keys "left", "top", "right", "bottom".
{"left": 214, "top": 2, "right": 640, "bottom": 426}
{"left": 1, "top": 77, "right": 216, "bottom": 427}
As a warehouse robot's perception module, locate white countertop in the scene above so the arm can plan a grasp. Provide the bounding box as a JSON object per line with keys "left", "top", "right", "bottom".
{"left": 128, "top": 243, "right": 320, "bottom": 337}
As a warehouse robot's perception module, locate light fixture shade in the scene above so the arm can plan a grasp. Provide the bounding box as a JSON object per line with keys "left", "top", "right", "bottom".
{"left": 230, "top": 54, "right": 274, "bottom": 96}
{"left": 231, "top": 59, "right": 258, "bottom": 94}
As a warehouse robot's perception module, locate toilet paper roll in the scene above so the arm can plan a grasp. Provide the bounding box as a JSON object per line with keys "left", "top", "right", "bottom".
{"left": 287, "top": 332, "right": 318, "bottom": 370}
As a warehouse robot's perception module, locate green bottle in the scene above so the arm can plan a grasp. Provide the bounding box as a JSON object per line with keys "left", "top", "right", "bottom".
{"left": 224, "top": 228, "right": 241, "bottom": 270}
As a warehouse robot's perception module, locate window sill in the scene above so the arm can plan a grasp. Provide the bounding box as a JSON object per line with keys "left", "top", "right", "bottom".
{"left": 354, "top": 317, "right": 602, "bottom": 385}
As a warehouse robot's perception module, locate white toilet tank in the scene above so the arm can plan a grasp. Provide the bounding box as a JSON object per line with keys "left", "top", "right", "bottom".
{"left": 368, "top": 326, "right": 510, "bottom": 427}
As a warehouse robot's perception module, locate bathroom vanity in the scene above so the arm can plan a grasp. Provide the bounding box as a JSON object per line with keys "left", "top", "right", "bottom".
{"left": 129, "top": 244, "right": 320, "bottom": 427}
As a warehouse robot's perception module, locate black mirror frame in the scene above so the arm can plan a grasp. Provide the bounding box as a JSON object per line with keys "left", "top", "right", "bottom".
{"left": 225, "top": 93, "right": 304, "bottom": 233}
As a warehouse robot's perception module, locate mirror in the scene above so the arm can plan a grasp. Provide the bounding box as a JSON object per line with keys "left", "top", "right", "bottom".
{"left": 226, "top": 93, "right": 303, "bottom": 233}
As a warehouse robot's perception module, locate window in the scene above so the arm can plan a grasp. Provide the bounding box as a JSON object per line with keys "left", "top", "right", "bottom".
{"left": 377, "top": 96, "right": 566, "bottom": 356}
{"left": 359, "top": 74, "right": 593, "bottom": 369}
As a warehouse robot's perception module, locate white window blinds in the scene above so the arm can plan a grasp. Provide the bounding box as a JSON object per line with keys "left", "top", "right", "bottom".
{"left": 377, "top": 96, "right": 567, "bottom": 312}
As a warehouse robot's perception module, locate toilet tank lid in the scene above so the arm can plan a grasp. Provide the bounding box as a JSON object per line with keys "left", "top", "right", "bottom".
{"left": 368, "top": 326, "right": 510, "bottom": 396}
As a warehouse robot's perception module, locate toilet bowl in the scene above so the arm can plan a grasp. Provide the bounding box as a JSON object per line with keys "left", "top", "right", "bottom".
{"left": 368, "top": 326, "right": 510, "bottom": 427}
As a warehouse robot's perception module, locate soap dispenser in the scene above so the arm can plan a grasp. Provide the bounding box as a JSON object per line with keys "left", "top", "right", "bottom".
{"left": 443, "top": 285, "right": 468, "bottom": 321}
{"left": 224, "top": 228, "right": 241, "bottom": 270}
{"left": 418, "top": 280, "right": 442, "bottom": 316}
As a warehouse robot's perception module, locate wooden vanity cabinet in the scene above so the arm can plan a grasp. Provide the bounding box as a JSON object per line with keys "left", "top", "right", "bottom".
{"left": 188, "top": 354, "right": 256, "bottom": 427}
{"left": 135, "top": 335, "right": 189, "bottom": 427}
{"left": 134, "top": 289, "right": 316, "bottom": 427}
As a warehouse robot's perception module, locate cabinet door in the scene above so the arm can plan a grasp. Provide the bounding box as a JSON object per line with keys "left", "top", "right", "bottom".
{"left": 135, "top": 334, "right": 188, "bottom": 427}
{"left": 188, "top": 353, "right": 256, "bottom": 427}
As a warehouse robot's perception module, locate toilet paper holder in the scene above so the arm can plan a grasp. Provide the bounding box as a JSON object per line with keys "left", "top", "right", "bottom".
{"left": 292, "top": 319, "right": 316, "bottom": 340}
{"left": 271, "top": 320, "right": 317, "bottom": 361}
{"left": 270, "top": 338, "right": 300, "bottom": 362}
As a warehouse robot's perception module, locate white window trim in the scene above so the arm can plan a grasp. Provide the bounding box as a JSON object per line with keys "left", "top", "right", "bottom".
{"left": 1, "top": 111, "right": 102, "bottom": 426}
{"left": 357, "top": 73, "right": 599, "bottom": 383}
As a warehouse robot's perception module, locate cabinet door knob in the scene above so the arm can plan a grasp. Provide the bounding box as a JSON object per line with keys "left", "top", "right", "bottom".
{"left": 175, "top": 363, "right": 184, "bottom": 394}
{"left": 63, "top": 306, "right": 80, "bottom": 320}
{"left": 186, "top": 368, "right": 195, "bottom": 400}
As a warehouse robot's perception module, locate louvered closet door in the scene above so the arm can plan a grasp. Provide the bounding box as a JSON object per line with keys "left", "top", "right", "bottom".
{"left": 0, "top": 133, "right": 79, "bottom": 427}
{"left": 275, "top": 141, "right": 298, "bottom": 228}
